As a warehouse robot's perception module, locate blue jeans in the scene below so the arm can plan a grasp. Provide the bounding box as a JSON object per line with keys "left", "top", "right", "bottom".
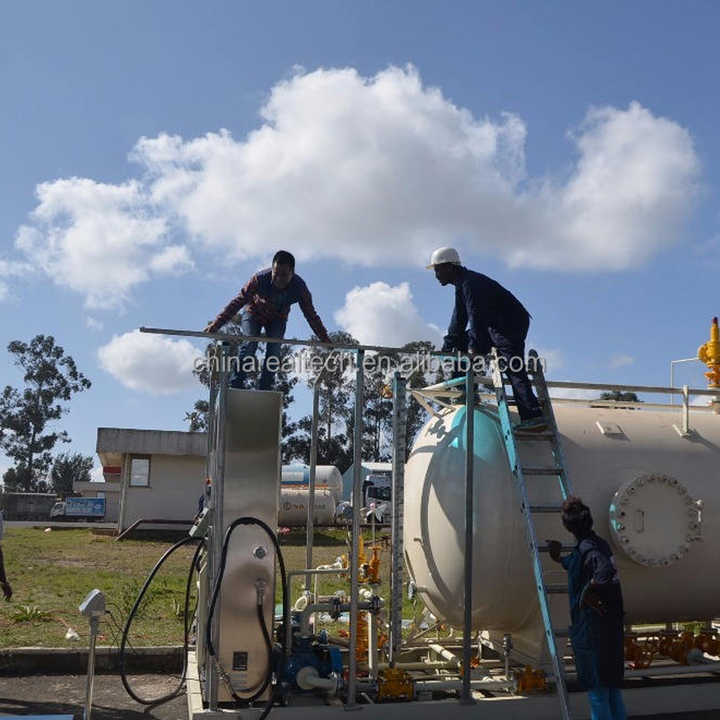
{"left": 587, "top": 686, "right": 626, "bottom": 720}
{"left": 230, "top": 313, "right": 287, "bottom": 391}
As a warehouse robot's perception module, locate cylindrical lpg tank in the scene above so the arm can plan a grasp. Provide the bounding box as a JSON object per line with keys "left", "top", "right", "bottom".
{"left": 404, "top": 403, "right": 718, "bottom": 648}
{"left": 279, "top": 487, "right": 336, "bottom": 526}
{"left": 282, "top": 464, "right": 343, "bottom": 504}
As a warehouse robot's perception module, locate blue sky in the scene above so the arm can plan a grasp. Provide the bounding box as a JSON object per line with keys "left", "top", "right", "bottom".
{"left": 2, "top": 1, "right": 719, "bottom": 479}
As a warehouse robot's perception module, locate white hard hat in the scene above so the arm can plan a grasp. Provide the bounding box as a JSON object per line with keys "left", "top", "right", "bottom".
{"left": 426, "top": 247, "right": 461, "bottom": 269}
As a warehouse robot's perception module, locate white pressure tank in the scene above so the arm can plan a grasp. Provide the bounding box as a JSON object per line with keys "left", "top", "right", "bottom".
{"left": 404, "top": 402, "right": 716, "bottom": 659}
{"left": 282, "top": 464, "right": 343, "bottom": 504}
{"left": 279, "top": 487, "right": 336, "bottom": 526}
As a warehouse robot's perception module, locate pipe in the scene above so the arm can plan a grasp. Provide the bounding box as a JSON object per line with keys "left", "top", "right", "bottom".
{"left": 390, "top": 372, "right": 406, "bottom": 665}
{"left": 623, "top": 663, "right": 720, "bottom": 678}
{"left": 298, "top": 600, "right": 372, "bottom": 637}
{"left": 207, "top": 362, "right": 228, "bottom": 711}
{"left": 371, "top": 661, "right": 460, "bottom": 672}
{"left": 461, "top": 368, "right": 475, "bottom": 705}
{"left": 429, "top": 643, "right": 461, "bottom": 666}
{"left": 414, "top": 678, "right": 515, "bottom": 692}
{"left": 368, "top": 611, "right": 379, "bottom": 679}
{"left": 284, "top": 568, "right": 349, "bottom": 655}
{"left": 348, "top": 348, "right": 364, "bottom": 708}
{"left": 305, "top": 382, "right": 320, "bottom": 590}
{"left": 84, "top": 615, "right": 99, "bottom": 720}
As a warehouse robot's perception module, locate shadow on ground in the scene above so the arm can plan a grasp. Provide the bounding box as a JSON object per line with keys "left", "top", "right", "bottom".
{"left": 0, "top": 674, "right": 187, "bottom": 719}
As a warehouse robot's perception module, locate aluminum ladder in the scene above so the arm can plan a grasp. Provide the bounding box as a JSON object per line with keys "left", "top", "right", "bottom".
{"left": 490, "top": 348, "right": 573, "bottom": 720}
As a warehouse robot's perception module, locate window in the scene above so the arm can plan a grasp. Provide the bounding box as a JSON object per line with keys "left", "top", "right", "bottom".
{"left": 129, "top": 457, "right": 150, "bottom": 487}
{"left": 96, "top": 492, "right": 105, "bottom": 499}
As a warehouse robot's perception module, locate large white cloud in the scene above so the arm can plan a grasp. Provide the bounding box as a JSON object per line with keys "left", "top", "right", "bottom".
{"left": 13, "top": 65, "right": 700, "bottom": 307}
{"left": 334, "top": 281, "right": 442, "bottom": 347}
{"left": 98, "top": 330, "right": 203, "bottom": 395}
{"left": 15, "top": 178, "right": 192, "bottom": 309}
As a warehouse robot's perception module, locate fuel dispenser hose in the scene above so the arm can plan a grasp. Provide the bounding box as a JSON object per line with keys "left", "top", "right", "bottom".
{"left": 205, "top": 516, "right": 289, "bottom": 716}
{"left": 120, "top": 535, "right": 205, "bottom": 705}
{"left": 120, "top": 517, "right": 288, "bottom": 717}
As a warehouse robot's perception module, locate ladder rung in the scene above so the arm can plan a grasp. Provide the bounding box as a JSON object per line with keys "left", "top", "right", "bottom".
{"left": 538, "top": 544, "right": 574, "bottom": 553}
{"left": 521, "top": 466, "right": 562, "bottom": 476}
{"left": 529, "top": 504, "right": 563, "bottom": 513}
{"left": 545, "top": 584, "right": 568, "bottom": 594}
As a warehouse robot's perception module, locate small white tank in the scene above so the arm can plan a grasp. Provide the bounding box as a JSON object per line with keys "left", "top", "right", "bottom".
{"left": 282, "top": 464, "right": 343, "bottom": 504}
{"left": 404, "top": 402, "right": 718, "bottom": 658}
{"left": 279, "top": 487, "right": 336, "bottom": 526}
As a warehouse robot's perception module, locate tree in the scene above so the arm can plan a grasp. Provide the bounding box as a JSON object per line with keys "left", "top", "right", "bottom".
{"left": 402, "top": 340, "right": 442, "bottom": 459}
{"left": 50, "top": 452, "right": 94, "bottom": 496}
{"left": 0, "top": 336, "right": 91, "bottom": 492}
{"left": 600, "top": 391, "right": 640, "bottom": 402}
{"left": 286, "top": 331, "right": 358, "bottom": 472}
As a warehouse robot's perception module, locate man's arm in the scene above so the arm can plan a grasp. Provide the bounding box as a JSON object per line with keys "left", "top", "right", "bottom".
{"left": 205, "top": 274, "right": 259, "bottom": 333}
{"left": 442, "top": 287, "right": 468, "bottom": 352}
{"left": 461, "top": 279, "right": 491, "bottom": 354}
{"left": 297, "top": 282, "right": 331, "bottom": 343}
{"left": 0, "top": 546, "right": 11, "bottom": 601}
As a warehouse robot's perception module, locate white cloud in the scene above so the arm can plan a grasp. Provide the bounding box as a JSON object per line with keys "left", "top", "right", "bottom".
{"left": 0, "top": 259, "right": 33, "bottom": 301}
{"left": 132, "top": 67, "right": 697, "bottom": 272}
{"left": 90, "top": 465, "right": 104, "bottom": 482}
{"left": 148, "top": 244, "right": 194, "bottom": 274}
{"left": 86, "top": 317, "right": 104, "bottom": 331}
{"left": 98, "top": 329, "right": 203, "bottom": 395}
{"left": 334, "top": 281, "right": 442, "bottom": 347}
{"left": 15, "top": 178, "right": 192, "bottom": 309}
{"left": 610, "top": 354, "right": 634, "bottom": 368}
{"left": 11, "top": 66, "right": 700, "bottom": 308}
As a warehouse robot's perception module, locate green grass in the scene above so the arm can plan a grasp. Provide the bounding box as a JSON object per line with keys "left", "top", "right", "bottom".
{"left": 0, "top": 526, "right": 425, "bottom": 649}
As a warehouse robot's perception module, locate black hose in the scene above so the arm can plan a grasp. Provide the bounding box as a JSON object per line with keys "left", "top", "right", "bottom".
{"left": 205, "top": 516, "right": 288, "bottom": 712}
{"left": 120, "top": 535, "right": 205, "bottom": 705}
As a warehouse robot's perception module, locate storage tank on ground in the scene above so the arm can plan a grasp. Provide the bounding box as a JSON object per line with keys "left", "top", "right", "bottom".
{"left": 404, "top": 401, "right": 717, "bottom": 660}
{"left": 279, "top": 487, "right": 336, "bottom": 526}
{"left": 282, "top": 464, "right": 343, "bottom": 504}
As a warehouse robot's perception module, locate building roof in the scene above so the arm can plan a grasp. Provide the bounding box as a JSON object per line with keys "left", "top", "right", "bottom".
{"left": 96, "top": 428, "right": 207, "bottom": 466}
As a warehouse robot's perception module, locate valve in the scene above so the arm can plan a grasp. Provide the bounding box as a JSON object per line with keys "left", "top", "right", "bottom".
{"left": 698, "top": 317, "right": 720, "bottom": 388}
{"left": 515, "top": 666, "right": 547, "bottom": 693}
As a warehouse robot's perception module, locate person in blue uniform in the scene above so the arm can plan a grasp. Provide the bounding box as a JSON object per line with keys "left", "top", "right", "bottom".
{"left": 548, "top": 497, "right": 626, "bottom": 720}
{"left": 427, "top": 246, "right": 545, "bottom": 431}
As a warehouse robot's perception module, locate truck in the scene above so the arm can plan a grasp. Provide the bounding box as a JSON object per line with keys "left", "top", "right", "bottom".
{"left": 361, "top": 473, "right": 392, "bottom": 522}
{"left": 50, "top": 496, "right": 106, "bottom": 521}
{"left": 0, "top": 492, "right": 57, "bottom": 520}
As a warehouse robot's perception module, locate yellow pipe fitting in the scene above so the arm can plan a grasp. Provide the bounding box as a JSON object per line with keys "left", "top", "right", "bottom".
{"left": 377, "top": 667, "right": 414, "bottom": 702}
{"left": 698, "top": 317, "right": 720, "bottom": 388}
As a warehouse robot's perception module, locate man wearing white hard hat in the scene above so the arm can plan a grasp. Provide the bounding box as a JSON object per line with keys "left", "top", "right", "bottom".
{"left": 427, "top": 247, "right": 545, "bottom": 431}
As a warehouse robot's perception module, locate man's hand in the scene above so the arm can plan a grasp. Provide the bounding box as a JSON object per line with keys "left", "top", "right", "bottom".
{"left": 1, "top": 581, "right": 11, "bottom": 602}
{"left": 546, "top": 539, "right": 563, "bottom": 563}
{"left": 581, "top": 585, "right": 607, "bottom": 615}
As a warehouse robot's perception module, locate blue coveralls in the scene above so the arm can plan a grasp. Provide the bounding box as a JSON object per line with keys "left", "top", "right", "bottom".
{"left": 443, "top": 267, "right": 542, "bottom": 420}
{"left": 561, "top": 533, "right": 626, "bottom": 720}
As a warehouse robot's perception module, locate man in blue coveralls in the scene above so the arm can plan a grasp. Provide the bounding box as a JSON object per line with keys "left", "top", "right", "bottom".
{"left": 205, "top": 250, "right": 331, "bottom": 390}
{"left": 548, "top": 498, "right": 626, "bottom": 720}
{"left": 427, "top": 246, "right": 546, "bottom": 431}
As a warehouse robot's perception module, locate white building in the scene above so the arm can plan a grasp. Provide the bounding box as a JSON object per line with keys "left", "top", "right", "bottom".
{"left": 74, "top": 427, "right": 206, "bottom": 531}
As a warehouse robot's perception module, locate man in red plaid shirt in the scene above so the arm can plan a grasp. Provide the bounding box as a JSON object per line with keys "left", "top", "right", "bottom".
{"left": 205, "top": 250, "right": 331, "bottom": 390}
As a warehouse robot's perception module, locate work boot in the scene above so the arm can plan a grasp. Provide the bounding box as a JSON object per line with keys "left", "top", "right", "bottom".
{"left": 516, "top": 416, "right": 548, "bottom": 433}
